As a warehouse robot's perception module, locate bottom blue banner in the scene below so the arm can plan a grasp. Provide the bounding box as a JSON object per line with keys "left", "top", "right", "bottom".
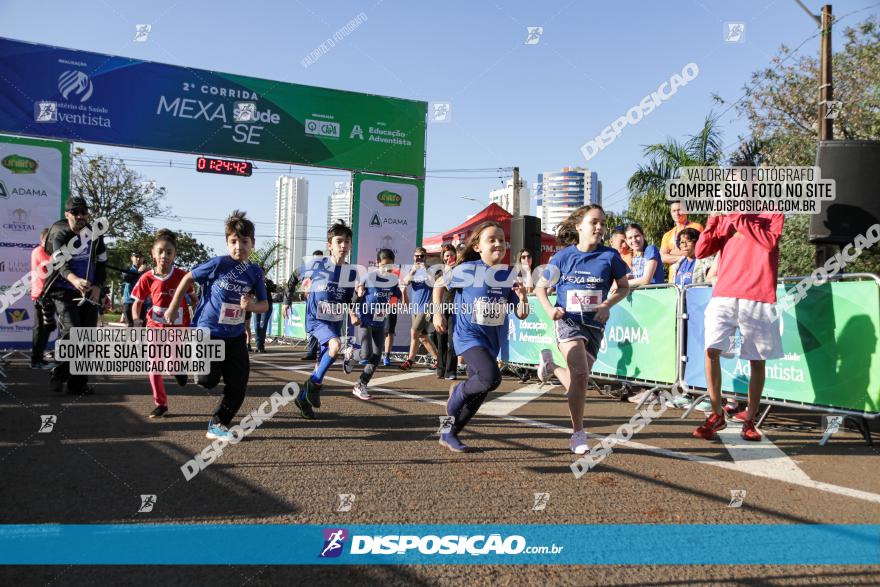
{"left": 1, "top": 524, "right": 878, "bottom": 565}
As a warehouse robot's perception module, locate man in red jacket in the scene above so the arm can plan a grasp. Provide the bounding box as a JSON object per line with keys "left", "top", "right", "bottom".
{"left": 693, "top": 210, "right": 785, "bottom": 441}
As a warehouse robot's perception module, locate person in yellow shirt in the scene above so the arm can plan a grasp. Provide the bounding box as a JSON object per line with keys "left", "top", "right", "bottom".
{"left": 660, "top": 201, "right": 703, "bottom": 282}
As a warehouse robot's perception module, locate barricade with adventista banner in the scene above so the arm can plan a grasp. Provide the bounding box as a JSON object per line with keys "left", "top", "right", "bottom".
{"left": 503, "top": 276, "right": 880, "bottom": 419}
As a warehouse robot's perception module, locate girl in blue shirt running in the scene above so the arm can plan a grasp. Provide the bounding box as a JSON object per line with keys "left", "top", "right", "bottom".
{"left": 535, "top": 205, "right": 630, "bottom": 455}
{"left": 432, "top": 221, "right": 529, "bottom": 453}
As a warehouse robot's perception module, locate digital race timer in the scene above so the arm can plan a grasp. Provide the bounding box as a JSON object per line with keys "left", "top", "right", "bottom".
{"left": 195, "top": 157, "right": 253, "bottom": 177}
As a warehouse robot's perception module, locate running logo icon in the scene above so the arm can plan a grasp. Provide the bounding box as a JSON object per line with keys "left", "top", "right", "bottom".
{"left": 35, "top": 101, "right": 58, "bottom": 123}
{"left": 138, "top": 494, "right": 157, "bottom": 513}
{"left": 336, "top": 494, "right": 356, "bottom": 512}
{"left": 525, "top": 27, "right": 543, "bottom": 45}
{"left": 5, "top": 308, "right": 30, "bottom": 324}
{"left": 38, "top": 415, "right": 56, "bottom": 433}
{"left": 728, "top": 490, "right": 746, "bottom": 508}
{"left": 319, "top": 528, "right": 349, "bottom": 558}
{"left": 532, "top": 492, "right": 550, "bottom": 511}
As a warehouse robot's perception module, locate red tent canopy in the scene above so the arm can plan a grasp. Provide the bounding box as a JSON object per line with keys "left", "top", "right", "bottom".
{"left": 423, "top": 203, "right": 564, "bottom": 264}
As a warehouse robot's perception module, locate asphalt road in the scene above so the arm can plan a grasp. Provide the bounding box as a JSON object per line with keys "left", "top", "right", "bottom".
{"left": 2, "top": 345, "right": 879, "bottom": 586}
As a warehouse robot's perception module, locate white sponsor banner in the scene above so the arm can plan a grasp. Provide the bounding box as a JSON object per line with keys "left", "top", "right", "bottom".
{"left": 0, "top": 137, "right": 68, "bottom": 349}
{"left": 352, "top": 174, "right": 423, "bottom": 352}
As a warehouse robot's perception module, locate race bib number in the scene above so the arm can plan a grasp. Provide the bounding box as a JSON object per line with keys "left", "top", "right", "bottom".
{"left": 372, "top": 304, "right": 388, "bottom": 320}
{"left": 565, "top": 289, "right": 602, "bottom": 313}
{"left": 473, "top": 299, "right": 504, "bottom": 327}
{"left": 150, "top": 306, "right": 183, "bottom": 325}
{"left": 219, "top": 302, "right": 245, "bottom": 325}
{"left": 317, "top": 301, "right": 344, "bottom": 322}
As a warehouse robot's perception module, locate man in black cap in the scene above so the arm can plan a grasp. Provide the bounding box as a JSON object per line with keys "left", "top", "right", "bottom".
{"left": 41, "top": 196, "right": 108, "bottom": 395}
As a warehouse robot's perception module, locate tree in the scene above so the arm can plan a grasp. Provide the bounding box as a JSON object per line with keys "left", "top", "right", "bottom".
{"left": 625, "top": 114, "right": 721, "bottom": 244}
{"left": 249, "top": 241, "right": 285, "bottom": 277}
{"left": 107, "top": 231, "right": 214, "bottom": 272}
{"left": 729, "top": 17, "right": 880, "bottom": 166}
{"left": 70, "top": 148, "right": 171, "bottom": 239}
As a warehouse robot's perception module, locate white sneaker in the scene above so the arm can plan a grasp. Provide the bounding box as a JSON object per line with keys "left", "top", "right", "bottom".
{"left": 537, "top": 349, "right": 554, "bottom": 384}
{"left": 570, "top": 430, "right": 589, "bottom": 455}
{"left": 627, "top": 389, "right": 650, "bottom": 404}
{"left": 666, "top": 394, "right": 692, "bottom": 409}
{"left": 352, "top": 381, "right": 372, "bottom": 401}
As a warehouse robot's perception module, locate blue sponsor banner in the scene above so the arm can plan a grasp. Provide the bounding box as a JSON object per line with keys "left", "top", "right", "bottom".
{"left": 1, "top": 524, "right": 878, "bottom": 565}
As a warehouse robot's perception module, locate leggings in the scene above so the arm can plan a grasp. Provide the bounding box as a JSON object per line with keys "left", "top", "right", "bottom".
{"left": 358, "top": 324, "right": 385, "bottom": 385}
{"left": 449, "top": 346, "right": 502, "bottom": 433}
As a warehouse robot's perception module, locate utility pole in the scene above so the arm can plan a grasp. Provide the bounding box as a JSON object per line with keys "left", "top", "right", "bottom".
{"left": 815, "top": 4, "right": 835, "bottom": 266}
{"left": 511, "top": 166, "right": 521, "bottom": 217}
{"left": 819, "top": 4, "right": 833, "bottom": 141}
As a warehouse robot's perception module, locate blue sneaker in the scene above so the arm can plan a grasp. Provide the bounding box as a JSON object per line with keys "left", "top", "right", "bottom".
{"left": 439, "top": 431, "right": 470, "bottom": 453}
{"left": 206, "top": 421, "right": 232, "bottom": 440}
{"left": 304, "top": 377, "right": 322, "bottom": 408}
{"left": 382, "top": 353, "right": 391, "bottom": 367}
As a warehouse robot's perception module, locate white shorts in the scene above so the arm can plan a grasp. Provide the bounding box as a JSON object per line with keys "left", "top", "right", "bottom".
{"left": 704, "top": 296, "right": 784, "bottom": 361}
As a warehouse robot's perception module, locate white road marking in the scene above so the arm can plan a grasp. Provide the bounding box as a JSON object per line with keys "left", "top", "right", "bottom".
{"left": 251, "top": 360, "right": 880, "bottom": 505}
{"left": 718, "top": 421, "right": 812, "bottom": 483}
{"left": 480, "top": 383, "right": 556, "bottom": 416}
{"left": 369, "top": 371, "right": 437, "bottom": 386}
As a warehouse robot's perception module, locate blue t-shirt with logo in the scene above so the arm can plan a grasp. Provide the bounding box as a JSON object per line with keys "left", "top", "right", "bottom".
{"left": 447, "top": 260, "right": 520, "bottom": 357}
{"left": 358, "top": 271, "right": 402, "bottom": 328}
{"left": 674, "top": 257, "right": 697, "bottom": 286}
{"left": 305, "top": 259, "right": 357, "bottom": 332}
{"left": 546, "top": 245, "right": 629, "bottom": 327}
{"left": 407, "top": 267, "right": 433, "bottom": 313}
{"left": 191, "top": 256, "right": 268, "bottom": 339}
{"left": 630, "top": 245, "right": 665, "bottom": 284}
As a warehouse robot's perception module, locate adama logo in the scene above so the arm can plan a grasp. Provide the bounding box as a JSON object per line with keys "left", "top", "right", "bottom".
{"left": 319, "top": 528, "right": 348, "bottom": 558}
{"left": 376, "top": 190, "right": 402, "bottom": 206}
{"left": 1, "top": 155, "right": 38, "bottom": 174}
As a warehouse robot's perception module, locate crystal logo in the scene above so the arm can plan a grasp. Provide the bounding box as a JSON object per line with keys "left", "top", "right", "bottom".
{"left": 2, "top": 155, "right": 38, "bottom": 174}
{"left": 4, "top": 208, "right": 35, "bottom": 232}
{"left": 376, "top": 190, "right": 402, "bottom": 206}
{"left": 305, "top": 119, "right": 340, "bottom": 138}
{"left": 320, "top": 528, "right": 348, "bottom": 558}
{"left": 58, "top": 70, "right": 94, "bottom": 103}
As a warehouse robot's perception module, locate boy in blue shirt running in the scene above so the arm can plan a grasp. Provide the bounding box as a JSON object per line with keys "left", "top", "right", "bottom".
{"left": 165, "top": 210, "right": 268, "bottom": 440}
{"left": 296, "top": 221, "right": 360, "bottom": 419}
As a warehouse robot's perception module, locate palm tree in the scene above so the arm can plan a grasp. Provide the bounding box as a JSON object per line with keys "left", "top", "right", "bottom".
{"left": 249, "top": 241, "right": 286, "bottom": 278}
{"left": 625, "top": 114, "right": 724, "bottom": 244}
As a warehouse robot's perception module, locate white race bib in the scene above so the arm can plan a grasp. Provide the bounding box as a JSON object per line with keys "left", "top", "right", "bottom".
{"left": 317, "top": 301, "right": 344, "bottom": 322}
{"left": 150, "top": 305, "right": 183, "bottom": 325}
{"left": 218, "top": 302, "right": 245, "bottom": 325}
{"left": 372, "top": 304, "right": 388, "bottom": 320}
{"left": 565, "top": 289, "right": 602, "bottom": 313}
{"left": 473, "top": 299, "right": 505, "bottom": 327}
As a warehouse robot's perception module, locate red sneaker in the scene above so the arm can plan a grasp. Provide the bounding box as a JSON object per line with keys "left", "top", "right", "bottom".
{"left": 693, "top": 412, "right": 727, "bottom": 440}
{"left": 399, "top": 359, "right": 413, "bottom": 371}
{"left": 732, "top": 410, "right": 750, "bottom": 422}
{"left": 740, "top": 419, "right": 762, "bottom": 441}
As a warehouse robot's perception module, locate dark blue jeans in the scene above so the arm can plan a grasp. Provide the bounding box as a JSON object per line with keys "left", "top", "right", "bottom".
{"left": 255, "top": 304, "right": 273, "bottom": 351}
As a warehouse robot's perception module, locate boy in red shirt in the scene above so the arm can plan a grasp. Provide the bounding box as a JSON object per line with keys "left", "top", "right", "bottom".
{"left": 131, "top": 229, "right": 193, "bottom": 418}
{"left": 693, "top": 211, "right": 785, "bottom": 441}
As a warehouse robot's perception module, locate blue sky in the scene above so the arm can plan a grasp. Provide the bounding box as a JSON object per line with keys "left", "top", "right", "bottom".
{"left": 2, "top": 0, "right": 876, "bottom": 254}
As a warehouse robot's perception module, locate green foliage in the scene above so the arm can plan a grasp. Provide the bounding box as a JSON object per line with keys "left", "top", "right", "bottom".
{"left": 248, "top": 241, "right": 285, "bottom": 275}
{"left": 108, "top": 231, "right": 213, "bottom": 274}
{"left": 70, "top": 148, "right": 170, "bottom": 239}
{"left": 624, "top": 114, "right": 721, "bottom": 244}
{"left": 732, "top": 17, "right": 880, "bottom": 166}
